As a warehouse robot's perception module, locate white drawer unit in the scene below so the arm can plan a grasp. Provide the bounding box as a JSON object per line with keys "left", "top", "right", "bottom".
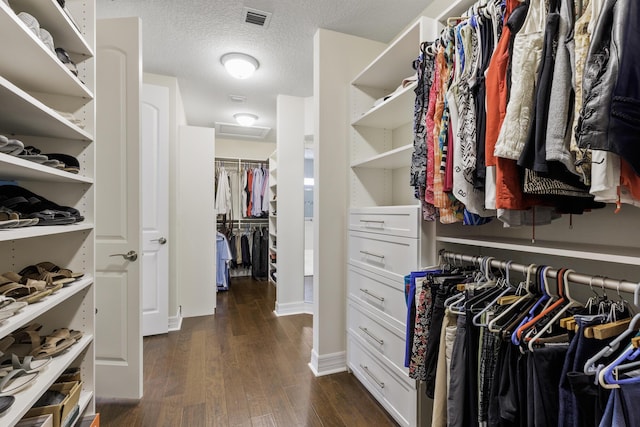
{"left": 349, "top": 205, "right": 420, "bottom": 238}
{"left": 349, "top": 230, "right": 418, "bottom": 280}
{"left": 348, "top": 264, "right": 406, "bottom": 328}
{"left": 348, "top": 335, "right": 417, "bottom": 427}
{"left": 347, "top": 301, "right": 407, "bottom": 374}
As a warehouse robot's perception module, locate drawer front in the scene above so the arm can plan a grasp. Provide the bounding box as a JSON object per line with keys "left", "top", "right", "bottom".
{"left": 348, "top": 301, "right": 406, "bottom": 373}
{"left": 349, "top": 230, "right": 418, "bottom": 280}
{"left": 348, "top": 264, "right": 406, "bottom": 328}
{"left": 348, "top": 336, "right": 416, "bottom": 427}
{"left": 349, "top": 206, "right": 419, "bottom": 238}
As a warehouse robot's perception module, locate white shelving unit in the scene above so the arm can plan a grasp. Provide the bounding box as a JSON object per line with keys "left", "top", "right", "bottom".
{"left": 346, "top": 16, "right": 440, "bottom": 427}
{"left": 268, "top": 150, "right": 277, "bottom": 286}
{"left": 0, "top": 0, "right": 96, "bottom": 425}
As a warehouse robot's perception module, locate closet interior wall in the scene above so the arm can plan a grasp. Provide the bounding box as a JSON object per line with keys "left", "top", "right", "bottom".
{"left": 215, "top": 157, "right": 269, "bottom": 278}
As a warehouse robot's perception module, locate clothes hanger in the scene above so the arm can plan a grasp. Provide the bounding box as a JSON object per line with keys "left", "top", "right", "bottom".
{"left": 584, "top": 300, "right": 640, "bottom": 376}
{"left": 526, "top": 269, "right": 582, "bottom": 352}
{"left": 508, "top": 265, "right": 550, "bottom": 343}
{"left": 472, "top": 261, "right": 516, "bottom": 327}
{"left": 513, "top": 267, "right": 568, "bottom": 345}
{"left": 488, "top": 264, "right": 537, "bottom": 333}
{"left": 598, "top": 341, "right": 640, "bottom": 389}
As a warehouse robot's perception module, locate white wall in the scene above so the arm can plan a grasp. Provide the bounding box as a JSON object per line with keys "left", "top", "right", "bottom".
{"left": 177, "top": 125, "right": 217, "bottom": 317}
{"left": 142, "top": 73, "right": 187, "bottom": 327}
{"left": 275, "top": 95, "right": 306, "bottom": 316}
{"left": 216, "top": 138, "right": 275, "bottom": 160}
{"left": 311, "top": 29, "right": 385, "bottom": 375}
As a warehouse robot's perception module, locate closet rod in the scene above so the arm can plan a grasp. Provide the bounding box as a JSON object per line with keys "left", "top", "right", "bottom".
{"left": 215, "top": 157, "right": 266, "bottom": 164}
{"left": 439, "top": 250, "right": 640, "bottom": 297}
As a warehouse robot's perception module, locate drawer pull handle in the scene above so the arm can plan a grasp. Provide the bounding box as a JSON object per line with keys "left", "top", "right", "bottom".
{"left": 359, "top": 326, "right": 384, "bottom": 345}
{"left": 359, "top": 250, "right": 385, "bottom": 260}
{"left": 359, "top": 288, "right": 384, "bottom": 302}
{"left": 360, "top": 364, "right": 385, "bottom": 389}
{"left": 359, "top": 219, "right": 385, "bottom": 225}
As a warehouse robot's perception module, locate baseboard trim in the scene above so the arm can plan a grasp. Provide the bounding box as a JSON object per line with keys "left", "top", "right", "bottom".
{"left": 308, "top": 349, "right": 347, "bottom": 377}
{"left": 168, "top": 313, "right": 183, "bottom": 332}
{"left": 274, "top": 301, "right": 313, "bottom": 316}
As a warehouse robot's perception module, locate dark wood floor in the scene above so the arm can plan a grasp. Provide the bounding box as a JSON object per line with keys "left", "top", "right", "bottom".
{"left": 96, "top": 277, "right": 398, "bottom": 427}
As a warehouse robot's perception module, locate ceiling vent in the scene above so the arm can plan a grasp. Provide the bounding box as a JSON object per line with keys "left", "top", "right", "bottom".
{"left": 228, "top": 94, "right": 247, "bottom": 103}
{"left": 215, "top": 122, "right": 271, "bottom": 140}
{"left": 242, "top": 7, "right": 272, "bottom": 28}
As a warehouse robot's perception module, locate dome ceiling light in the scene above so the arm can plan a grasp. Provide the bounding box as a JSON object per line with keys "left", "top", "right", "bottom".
{"left": 221, "top": 53, "right": 259, "bottom": 79}
{"left": 234, "top": 113, "right": 258, "bottom": 127}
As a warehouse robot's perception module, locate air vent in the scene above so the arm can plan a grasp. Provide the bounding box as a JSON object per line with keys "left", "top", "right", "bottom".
{"left": 228, "top": 94, "right": 247, "bottom": 103}
{"left": 215, "top": 122, "right": 271, "bottom": 139}
{"left": 242, "top": 7, "right": 272, "bottom": 28}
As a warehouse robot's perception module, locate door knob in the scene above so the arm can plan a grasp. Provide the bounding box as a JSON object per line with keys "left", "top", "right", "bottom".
{"left": 109, "top": 250, "right": 138, "bottom": 262}
{"left": 151, "top": 237, "right": 167, "bottom": 245}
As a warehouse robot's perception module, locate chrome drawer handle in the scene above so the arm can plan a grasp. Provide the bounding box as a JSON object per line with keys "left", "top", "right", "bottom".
{"left": 359, "top": 288, "right": 384, "bottom": 302}
{"left": 359, "top": 219, "right": 385, "bottom": 224}
{"left": 360, "top": 364, "right": 385, "bottom": 389}
{"left": 359, "top": 250, "right": 385, "bottom": 260}
{"left": 359, "top": 326, "right": 384, "bottom": 345}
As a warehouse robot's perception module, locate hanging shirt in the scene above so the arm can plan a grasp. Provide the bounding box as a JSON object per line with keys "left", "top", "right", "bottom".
{"left": 216, "top": 232, "right": 232, "bottom": 289}
{"left": 215, "top": 167, "right": 232, "bottom": 215}
{"left": 251, "top": 168, "right": 263, "bottom": 217}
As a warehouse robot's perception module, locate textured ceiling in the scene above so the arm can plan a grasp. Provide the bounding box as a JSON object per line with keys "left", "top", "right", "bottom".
{"left": 96, "top": 0, "right": 435, "bottom": 142}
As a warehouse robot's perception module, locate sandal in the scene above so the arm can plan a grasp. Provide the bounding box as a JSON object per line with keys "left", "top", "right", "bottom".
{"left": 0, "top": 296, "right": 27, "bottom": 321}
{"left": 30, "top": 332, "right": 77, "bottom": 360}
{"left": 36, "top": 261, "right": 84, "bottom": 281}
{"left": 1, "top": 354, "right": 51, "bottom": 373}
{"left": 0, "top": 368, "right": 38, "bottom": 396}
{"left": 17, "top": 265, "right": 75, "bottom": 286}
{"left": 3, "top": 271, "right": 62, "bottom": 293}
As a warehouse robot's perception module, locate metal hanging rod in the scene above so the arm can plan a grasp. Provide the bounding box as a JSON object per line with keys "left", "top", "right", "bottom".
{"left": 439, "top": 250, "right": 640, "bottom": 298}
{"left": 215, "top": 157, "right": 267, "bottom": 164}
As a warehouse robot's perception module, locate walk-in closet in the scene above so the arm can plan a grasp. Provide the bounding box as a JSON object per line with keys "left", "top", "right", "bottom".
{"left": 5, "top": 0, "right": 640, "bottom": 425}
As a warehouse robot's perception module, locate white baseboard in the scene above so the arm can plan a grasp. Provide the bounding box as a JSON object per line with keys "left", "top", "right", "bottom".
{"left": 168, "top": 312, "right": 183, "bottom": 332}
{"left": 274, "top": 301, "right": 313, "bottom": 316}
{"left": 308, "top": 349, "right": 347, "bottom": 377}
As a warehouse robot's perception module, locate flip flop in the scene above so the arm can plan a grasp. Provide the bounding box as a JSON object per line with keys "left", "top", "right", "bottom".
{"left": 0, "top": 368, "right": 38, "bottom": 396}
{"left": 2, "top": 354, "right": 52, "bottom": 373}
{"left": 0, "top": 297, "right": 27, "bottom": 321}
{"left": 0, "top": 395, "right": 14, "bottom": 414}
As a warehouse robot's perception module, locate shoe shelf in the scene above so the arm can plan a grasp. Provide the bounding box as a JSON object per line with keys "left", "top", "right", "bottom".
{"left": 0, "top": 223, "right": 94, "bottom": 243}
{"left": 0, "top": 2, "right": 92, "bottom": 111}
{"left": 0, "top": 334, "right": 93, "bottom": 426}
{"left": 351, "top": 144, "right": 413, "bottom": 169}
{"left": 8, "top": 0, "right": 94, "bottom": 59}
{"left": 351, "top": 82, "right": 416, "bottom": 129}
{"left": 0, "top": 277, "right": 93, "bottom": 339}
{"left": 0, "top": 75, "right": 93, "bottom": 142}
{"left": 0, "top": 154, "right": 93, "bottom": 184}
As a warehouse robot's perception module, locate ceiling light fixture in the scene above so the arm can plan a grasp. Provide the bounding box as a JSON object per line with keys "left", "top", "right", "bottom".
{"left": 221, "top": 53, "right": 259, "bottom": 79}
{"left": 234, "top": 113, "right": 258, "bottom": 127}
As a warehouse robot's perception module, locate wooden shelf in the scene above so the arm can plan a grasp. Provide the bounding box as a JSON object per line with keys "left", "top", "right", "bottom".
{"left": 436, "top": 236, "right": 640, "bottom": 266}
{"left": 351, "top": 18, "right": 422, "bottom": 89}
{"left": 0, "top": 334, "right": 93, "bottom": 426}
{"left": 0, "top": 2, "right": 93, "bottom": 111}
{"left": 0, "top": 153, "right": 92, "bottom": 183}
{"left": 351, "top": 144, "right": 412, "bottom": 169}
{"left": 0, "top": 75, "right": 93, "bottom": 141}
{"left": 0, "top": 223, "right": 93, "bottom": 243}
{"left": 352, "top": 82, "right": 416, "bottom": 129}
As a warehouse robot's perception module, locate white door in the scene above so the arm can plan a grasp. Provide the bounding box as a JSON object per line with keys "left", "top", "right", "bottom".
{"left": 95, "top": 17, "right": 143, "bottom": 399}
{"left": 141, "top": 84, "right": 169, "bottom": 336}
